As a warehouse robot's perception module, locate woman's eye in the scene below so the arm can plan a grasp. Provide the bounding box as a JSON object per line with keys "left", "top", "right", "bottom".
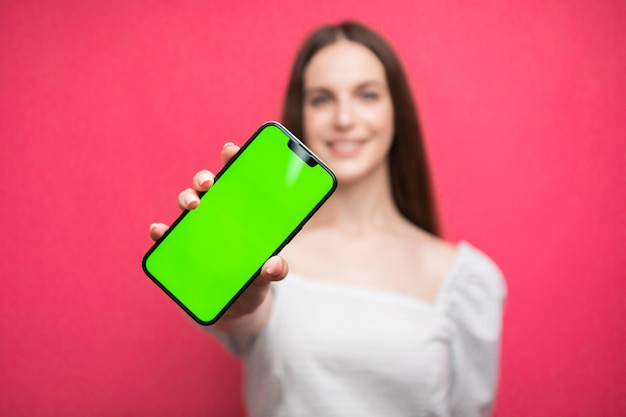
{"left": 360, "top": 91, "right": 379, "bottom": 100}
{"left": 309, "top": 95, "right": 330, "bottom": 106}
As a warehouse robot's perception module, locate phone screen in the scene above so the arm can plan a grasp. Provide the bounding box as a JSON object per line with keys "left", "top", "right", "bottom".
{"left": 142, "top": 122, "right": 336, "bottom": 325}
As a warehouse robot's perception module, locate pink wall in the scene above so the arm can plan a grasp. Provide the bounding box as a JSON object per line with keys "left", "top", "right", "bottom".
{"left": 1, "top": 1, "right": 624, "bottom": 415}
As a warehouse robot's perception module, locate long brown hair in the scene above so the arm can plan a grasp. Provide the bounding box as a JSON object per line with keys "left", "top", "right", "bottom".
{"left": 281, "top": 21, "right": 440, "bottom": 236}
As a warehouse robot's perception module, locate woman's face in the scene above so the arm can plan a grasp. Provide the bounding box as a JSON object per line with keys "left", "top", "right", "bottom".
{"left": 302, "top": 40, "right": 394, "bottom": 185}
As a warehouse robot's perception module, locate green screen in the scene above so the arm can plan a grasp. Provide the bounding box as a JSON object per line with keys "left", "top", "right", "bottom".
{"left": 142, "top": 122, "right": 336, "bottom": 325}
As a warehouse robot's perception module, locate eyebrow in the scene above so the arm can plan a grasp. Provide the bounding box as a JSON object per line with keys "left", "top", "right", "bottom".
{"left": 304, "top": 80, "right": 386, "bottom": 94}
{"left": 356, "top": 80, "right": 386, "bottom": 89}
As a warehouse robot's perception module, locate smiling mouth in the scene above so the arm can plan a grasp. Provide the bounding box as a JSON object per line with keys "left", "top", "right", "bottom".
{"left": 327, "top": 140, "right": 365, "bottom": 157}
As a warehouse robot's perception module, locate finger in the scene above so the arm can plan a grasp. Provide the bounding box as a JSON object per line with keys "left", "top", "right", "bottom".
{"left": 256, "top": 256, "right": 289, "bottom": 286}
{"left": 193, "top": 170, "right": 215, "bottom": 192}
{"left": 177, "top": 188, "right": 200, "bottom": 210}
{"left": 149, "top": 222, "right": 169, "bottom": 241}
{"left": 221, "top": 142, "right": 240, "bottom": 165}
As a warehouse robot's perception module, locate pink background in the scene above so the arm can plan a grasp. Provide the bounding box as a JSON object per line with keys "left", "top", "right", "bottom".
{"left": 1, "top": 1, "right": 625, "bottom": 415}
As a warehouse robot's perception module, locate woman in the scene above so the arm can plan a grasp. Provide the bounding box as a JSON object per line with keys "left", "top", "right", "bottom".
{"left": 150, "top": 21, "right": 506, "bottom": 417}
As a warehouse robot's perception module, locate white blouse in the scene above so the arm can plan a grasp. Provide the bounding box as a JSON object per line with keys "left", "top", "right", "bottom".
{"left": 211, "top": 241, "right": 507, "bottom": 417}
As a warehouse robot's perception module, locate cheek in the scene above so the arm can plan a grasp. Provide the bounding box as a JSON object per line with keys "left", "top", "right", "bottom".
{"left": 366, "top": 103, "right": 394, "bottom": 141}
{"left": 303, "top": 108, "right": 329, "bottom": 140}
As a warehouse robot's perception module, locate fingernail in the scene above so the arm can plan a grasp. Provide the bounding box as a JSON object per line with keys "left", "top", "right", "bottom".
{"left": 149, "top": 223, "right": 158, "bottom": 232}
{"left": 183, "top": 193, "right": 198, "bottom": 207}
{"left": 198, "top": 173, "right": 212, "bottom": 188}
{"left": 223, "top": 142, "right": 234, "bottom": 149}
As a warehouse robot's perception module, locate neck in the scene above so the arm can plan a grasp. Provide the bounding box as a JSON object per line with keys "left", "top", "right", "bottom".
{"left": 309, "top": 163, "right": 405, "bottom": 235}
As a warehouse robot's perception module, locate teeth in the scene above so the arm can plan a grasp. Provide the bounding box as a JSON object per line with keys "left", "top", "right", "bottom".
{"left": 331, "top": 142, "right": 358, "bottom": 150}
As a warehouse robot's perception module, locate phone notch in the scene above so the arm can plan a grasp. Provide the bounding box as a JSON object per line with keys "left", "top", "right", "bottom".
{"left": 287, "top": 138, "right": 318, "bottom": 168}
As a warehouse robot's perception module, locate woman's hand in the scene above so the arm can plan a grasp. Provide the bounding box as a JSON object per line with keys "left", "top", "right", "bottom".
{"left": 148, "top": 142, "right": 289, "bottom": 334}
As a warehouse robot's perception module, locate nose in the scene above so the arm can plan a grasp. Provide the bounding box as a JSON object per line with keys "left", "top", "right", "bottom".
{"left": 334, "top": 97, "right": 354, "bottom": 129}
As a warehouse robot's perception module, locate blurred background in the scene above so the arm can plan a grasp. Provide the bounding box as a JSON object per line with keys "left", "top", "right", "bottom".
{"left": 1, "top": 0, "right": 624, "bottom": 415}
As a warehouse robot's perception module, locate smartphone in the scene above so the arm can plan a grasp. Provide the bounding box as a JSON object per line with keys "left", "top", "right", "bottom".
{"left": 142, "top": 121, "right": 337, "bottom": 325}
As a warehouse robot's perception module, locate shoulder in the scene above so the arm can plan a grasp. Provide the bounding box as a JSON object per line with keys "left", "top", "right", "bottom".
{"left": 406, "top": 231, "right": 506, "bottom": 301}
{"left": 403, "top": 226, "right": 458, "bottom": 279}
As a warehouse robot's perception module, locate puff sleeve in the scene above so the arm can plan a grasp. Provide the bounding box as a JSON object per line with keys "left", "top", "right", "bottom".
{"left": 443, "top": 244, "right": 507, "bottom": 417}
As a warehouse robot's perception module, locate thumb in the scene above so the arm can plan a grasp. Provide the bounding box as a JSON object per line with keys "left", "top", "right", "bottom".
{"left": 256, "top": 256, "right": 288, "bottom": 286}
